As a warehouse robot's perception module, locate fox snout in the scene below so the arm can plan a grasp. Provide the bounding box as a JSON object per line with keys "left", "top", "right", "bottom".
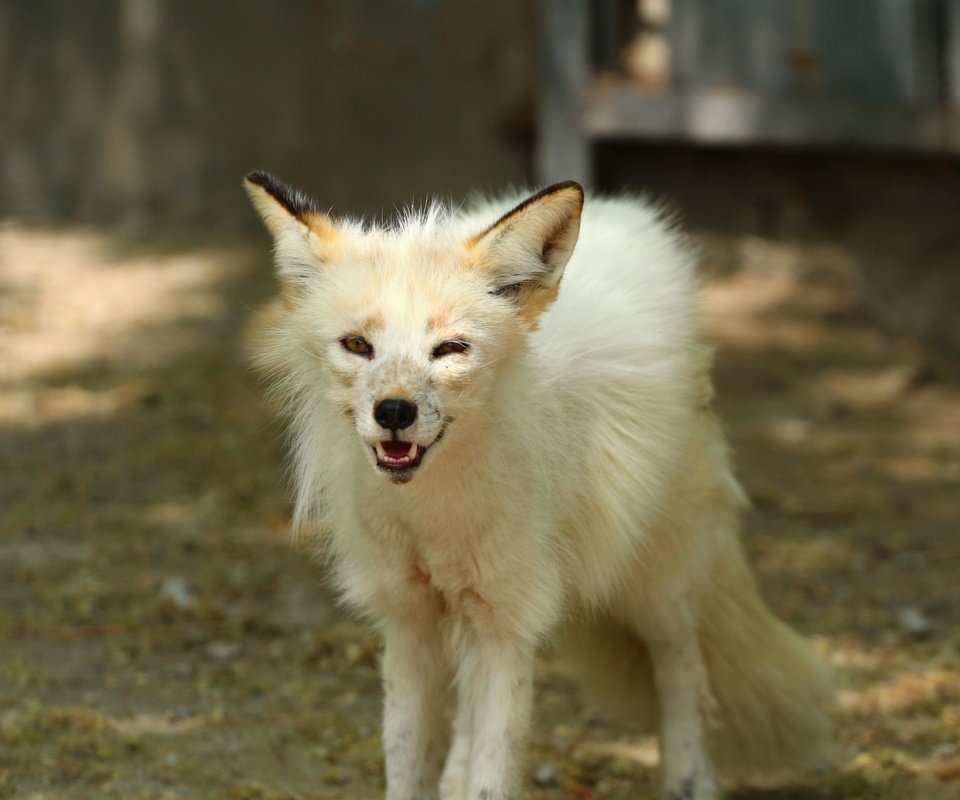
{"left": 374, "top": 398, "right": 418, "bottom": 432}
{"left": 369, "top": 397, "right": 432, "bottom": 480}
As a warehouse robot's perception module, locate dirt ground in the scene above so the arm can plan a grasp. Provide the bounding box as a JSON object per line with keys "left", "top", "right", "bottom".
{"left": 1, "top": 221, "right": 959, "bottom": 800}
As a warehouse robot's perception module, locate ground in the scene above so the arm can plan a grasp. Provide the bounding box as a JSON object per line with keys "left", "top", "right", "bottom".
{"left": 1, "top": 222, "right": 958, "bottom": 800}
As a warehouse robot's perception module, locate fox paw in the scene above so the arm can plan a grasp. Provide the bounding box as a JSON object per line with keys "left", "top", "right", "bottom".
{"left": 665, "top": 771, "right": 718, "bottom": 800}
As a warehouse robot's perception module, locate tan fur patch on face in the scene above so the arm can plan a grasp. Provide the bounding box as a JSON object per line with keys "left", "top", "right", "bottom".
{"left": 457, "top": 251, "right": 481, "bottom": 273}
{"left": 359, "top": 311, "right": 385, "bottom": 333}
{"left": 437, "top": 370, "right": 470, "bottom": 391}
{"left": 427, "top": 313, "right": 450, "bottom": 333}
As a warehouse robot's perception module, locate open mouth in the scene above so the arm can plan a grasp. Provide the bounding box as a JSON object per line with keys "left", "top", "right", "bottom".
{"left": 374, "top": 440, "right": 425, "bottom": 471}
{"left": 371, "top": 423, "right": 449, "bottom": 480}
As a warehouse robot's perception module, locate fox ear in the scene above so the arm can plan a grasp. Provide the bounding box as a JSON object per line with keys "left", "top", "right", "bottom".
{"left": 243, "top": 171, "right": 338, "bottom": 301}
{"left": 470, "top": 182, "right": 583, "bottom": 323}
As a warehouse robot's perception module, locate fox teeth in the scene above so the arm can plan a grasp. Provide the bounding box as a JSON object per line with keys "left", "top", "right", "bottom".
{"left": 409, "top": 443, "right": 418, "bottom": 460}
{"left": 375, "top": 442, "right": 387, "bottom": 460}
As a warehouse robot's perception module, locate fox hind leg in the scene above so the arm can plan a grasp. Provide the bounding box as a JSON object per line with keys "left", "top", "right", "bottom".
{"left": 651, "top": 630, "right": 718, "bottom": 800}
{"left": 623, "top": 601, "right": 718, "bottom": 800}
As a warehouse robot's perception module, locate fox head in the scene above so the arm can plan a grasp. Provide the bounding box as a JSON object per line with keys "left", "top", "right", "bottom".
{"left": 245, "top": 172, "right": 583, "bottom": 484}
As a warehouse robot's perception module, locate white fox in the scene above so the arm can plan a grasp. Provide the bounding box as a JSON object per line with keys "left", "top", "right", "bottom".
{"left": 245, "top": 173, "right": 833, "bottom": 800}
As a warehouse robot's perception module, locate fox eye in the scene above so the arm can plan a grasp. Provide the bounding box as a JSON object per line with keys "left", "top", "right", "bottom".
{"left": 432, "top": 340, "right": 470, "bottom": 359}
{"left": 341, "top": 335, "right": 374, "bottom": 358}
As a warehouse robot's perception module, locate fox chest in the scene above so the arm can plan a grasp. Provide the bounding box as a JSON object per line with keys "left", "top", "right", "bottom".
{"left": 380, "top": 520, "right": 476, "bottom": 596}
{"left": 346, "top": 506, "right": 495, "bottom": 616}
{"left": 338, "top": 469, "right": 562, "bottom": 634}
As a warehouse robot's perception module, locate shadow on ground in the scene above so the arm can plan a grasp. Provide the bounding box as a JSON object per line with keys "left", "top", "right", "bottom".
{"left": 0, "top": 224, "right": 958, "bottom": 799}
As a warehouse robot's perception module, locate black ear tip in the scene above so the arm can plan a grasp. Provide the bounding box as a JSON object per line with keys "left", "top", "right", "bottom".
{"left": 244, "top": 170, "right": 273, "bottom": 189}
{"left": 524, "top": 181, "right": 584, "bottom": 211}
{"left": 243, "top": 170, "right": 318, "bottom": 218}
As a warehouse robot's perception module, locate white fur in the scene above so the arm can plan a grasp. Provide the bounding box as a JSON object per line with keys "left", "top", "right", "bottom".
{"left": 247, "top": 179, "right": 834, "bottom": 800}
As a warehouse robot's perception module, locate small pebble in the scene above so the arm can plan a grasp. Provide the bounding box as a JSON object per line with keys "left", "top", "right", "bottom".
{"left": 534, "top": 763, "right": 557, "bottom": 786}
{"left": 159, "top": 576, "right": 195, "bottom": 611}
{"left": 897, "top": 606, "right": 932, "bottom": 639}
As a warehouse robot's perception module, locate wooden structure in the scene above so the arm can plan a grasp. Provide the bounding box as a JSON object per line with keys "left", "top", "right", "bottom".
{"left": 538, "top": 0, "right": 960, "bottom": 186}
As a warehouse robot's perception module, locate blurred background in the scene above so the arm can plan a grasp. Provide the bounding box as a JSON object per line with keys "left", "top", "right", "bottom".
{"left": 2, "top": 2, "right": 959, "bottom": 798}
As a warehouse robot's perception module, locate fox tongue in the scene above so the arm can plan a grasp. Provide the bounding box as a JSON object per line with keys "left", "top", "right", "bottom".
{"left": 381, "top": 441, "right": 413, "bottom": 458}
{"left": 375, "top": 440, "right": 421, "bottom": 468}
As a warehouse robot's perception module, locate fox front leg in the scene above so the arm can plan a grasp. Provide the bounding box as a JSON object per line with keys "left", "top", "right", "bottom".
{"left": 381, "top": 619, "right": 449, "bottom": 800}
{"left": 455, "top": 636, "right": 535, "bottom": 800}
{"left": 438, "top": 697, "right": 471, "bottom": 800}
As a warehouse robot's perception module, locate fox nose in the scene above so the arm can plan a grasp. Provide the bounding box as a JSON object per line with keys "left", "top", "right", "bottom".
{"left": 374, "top": 398, "right": 418, "bottom": 431}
